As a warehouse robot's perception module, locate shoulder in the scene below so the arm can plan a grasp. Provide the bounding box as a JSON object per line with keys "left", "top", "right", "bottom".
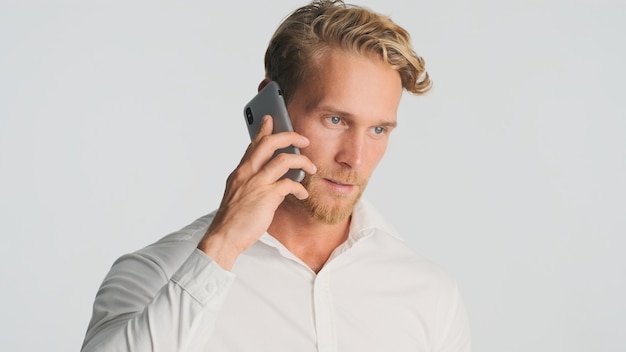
{"left": 351, "top": 199, "right": 459, "bottom": 290}
{"left": 367, "top": 231, "right": 457, "bottom": 285}
{"left": 111, "top": 211, "right": 217, "bottom": 278}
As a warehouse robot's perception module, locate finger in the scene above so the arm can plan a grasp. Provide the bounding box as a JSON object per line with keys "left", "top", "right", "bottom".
{"left": 236, "top": 115, "right": 275, "bottom": 174}
{"left": 254, "top": 131, "right": 310, "bottom": 158}
{"left": 274, "top": 177, "right": 309, "bottom": 200}
{"left": 252, "top": 114, "right": 310, "bottom": 150}
{"left": 252, "top": 114, "right": 274, "bottom": 142}
{"left": 243, "top": 131, "right": 310, "bottom": 175}
{"left": 258, "top": 152, "right": 317, "bottom": 182}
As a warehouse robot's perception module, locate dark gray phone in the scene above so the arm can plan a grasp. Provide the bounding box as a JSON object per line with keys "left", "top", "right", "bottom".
{"left": 243, "top": 81, "right": 305, "bottom": 182}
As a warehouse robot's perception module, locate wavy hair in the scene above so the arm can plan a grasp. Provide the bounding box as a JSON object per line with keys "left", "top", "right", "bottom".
{"left": 264, "top": 0, "right": 431, "bottom": 104}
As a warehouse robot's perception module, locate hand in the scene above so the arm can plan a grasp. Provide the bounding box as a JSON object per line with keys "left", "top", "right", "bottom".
{"left": 197, "top": 115, "right": 317, "bottom": 270}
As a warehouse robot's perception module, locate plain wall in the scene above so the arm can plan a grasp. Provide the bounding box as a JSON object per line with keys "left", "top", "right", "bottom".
{"left": 1, "top": 0, "right": 624, "bottom": 351}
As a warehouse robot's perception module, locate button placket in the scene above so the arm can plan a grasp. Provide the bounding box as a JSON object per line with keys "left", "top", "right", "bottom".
{"left": 312, "top": 269, "right": 337, "bottom": 352}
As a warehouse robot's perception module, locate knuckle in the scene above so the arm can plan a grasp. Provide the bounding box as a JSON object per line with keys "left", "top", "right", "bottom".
{"left": 228, "top": 167, "right": 246, "bottom": 184}
{"left": 257, "top": 132, "right": 272, "bottom": 143}
{"left": 272, "top": 152, "right": 290, "bottom": 165}
{"left": 275, "top": 178, "right": 294, "bottom": 191}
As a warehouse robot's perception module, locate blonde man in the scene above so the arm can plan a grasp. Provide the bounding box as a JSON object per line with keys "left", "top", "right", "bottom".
{"left": 82, "top": 1, "right": 471, "bottom": 351}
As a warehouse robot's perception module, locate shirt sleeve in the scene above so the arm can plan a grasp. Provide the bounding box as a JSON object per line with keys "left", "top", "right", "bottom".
{"left": 81, "top": 248, "right": 235, "bottom": 352}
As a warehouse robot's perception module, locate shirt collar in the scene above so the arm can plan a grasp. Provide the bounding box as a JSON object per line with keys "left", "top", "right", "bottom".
{"left": 257, "top": 197, "right": 403, "bottom": 264}
{"left": 347, "top": 196, "right": 403, "bottom": 242}
{"left": 259, "top": 196, "right": 403, "bottom": 245}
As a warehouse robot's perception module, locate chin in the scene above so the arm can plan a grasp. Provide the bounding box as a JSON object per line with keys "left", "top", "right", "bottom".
{"left": 289, "top": 167, "right": 368, "bottom": 224}
{"left": 303, "top": 183, "right": 365, "bottom": 225}
{"left": 311, "top": 198, "right": 356, "bottom": 224}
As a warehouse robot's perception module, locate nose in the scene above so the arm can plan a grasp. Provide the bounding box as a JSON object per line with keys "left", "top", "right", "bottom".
{"left": 335, "top": 130, "right": 365, "bottom": 170}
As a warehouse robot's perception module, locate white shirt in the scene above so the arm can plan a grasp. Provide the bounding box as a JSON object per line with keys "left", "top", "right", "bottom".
{"left": 81, "top": 198, "right": 471, "bottom": 352}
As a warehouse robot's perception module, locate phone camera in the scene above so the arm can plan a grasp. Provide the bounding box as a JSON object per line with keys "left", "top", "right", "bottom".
{"left": 245, "top": 107, "right": 254, "bottom": 125}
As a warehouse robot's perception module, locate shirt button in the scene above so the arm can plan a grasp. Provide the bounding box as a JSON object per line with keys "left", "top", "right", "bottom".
{"left": 205, "top": 283, "right": 217, "bottom": 295}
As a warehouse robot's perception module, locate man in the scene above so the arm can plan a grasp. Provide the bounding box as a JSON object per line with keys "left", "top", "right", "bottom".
{"left": 81, "top": 1, "right": 471, "bottom": 351}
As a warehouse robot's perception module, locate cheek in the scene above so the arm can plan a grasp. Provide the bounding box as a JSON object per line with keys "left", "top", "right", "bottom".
{"left": 296, "top": 122, "right": 338, "bottom": 158}
{"left": 367, "top": 142, "right": 388, "bottom": 169}
{"left": 302, "top": 134, "right": 339, "bottom": 162}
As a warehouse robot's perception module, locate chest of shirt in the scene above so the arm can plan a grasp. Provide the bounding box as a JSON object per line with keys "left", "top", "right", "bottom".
{"left": 202, "top": 242, "right": 440, "bottom": 352}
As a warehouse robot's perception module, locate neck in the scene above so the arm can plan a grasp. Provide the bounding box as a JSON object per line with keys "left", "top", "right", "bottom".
{"left": 268, "top": 199, "right": 351, "bottom": 273}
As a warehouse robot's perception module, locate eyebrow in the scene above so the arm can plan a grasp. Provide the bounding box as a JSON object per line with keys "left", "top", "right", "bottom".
{"left": 313, "top": 105, "right": 398, "bottom": 128}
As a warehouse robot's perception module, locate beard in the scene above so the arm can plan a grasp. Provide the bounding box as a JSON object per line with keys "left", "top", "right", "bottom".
{"left": 293, "top": 167, "right": 368, "bottom": 225}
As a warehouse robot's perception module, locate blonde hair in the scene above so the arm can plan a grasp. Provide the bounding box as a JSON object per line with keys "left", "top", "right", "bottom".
{"left": 264, "top": 0, "right": 431, "bottom": 104}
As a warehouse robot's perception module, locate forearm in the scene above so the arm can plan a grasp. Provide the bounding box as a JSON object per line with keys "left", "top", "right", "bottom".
{"left": 81, "top": 249, "right": 235, "bottom": 352}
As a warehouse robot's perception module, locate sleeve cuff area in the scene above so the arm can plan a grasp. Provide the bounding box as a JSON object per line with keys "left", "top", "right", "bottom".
{"left": 171, "top": 249, "right": 236, "bottom": 309}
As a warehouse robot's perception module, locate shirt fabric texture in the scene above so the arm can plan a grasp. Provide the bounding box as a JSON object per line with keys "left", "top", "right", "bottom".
{"left": 81, "top": 198, "right": 471, "bottom": 352}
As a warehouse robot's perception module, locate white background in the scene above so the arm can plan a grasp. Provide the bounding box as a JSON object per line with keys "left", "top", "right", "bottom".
{"left": 1, "top": 0, "right": 624, "bottom": 351}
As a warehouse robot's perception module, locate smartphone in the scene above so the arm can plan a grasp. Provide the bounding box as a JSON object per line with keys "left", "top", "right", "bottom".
{"left": 243, "top": 81, "right": 305, "bottom": 182}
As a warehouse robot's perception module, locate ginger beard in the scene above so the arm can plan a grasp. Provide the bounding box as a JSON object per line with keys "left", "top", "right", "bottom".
{"left": 295, "top": 167, "right": 368, "bottom": 225}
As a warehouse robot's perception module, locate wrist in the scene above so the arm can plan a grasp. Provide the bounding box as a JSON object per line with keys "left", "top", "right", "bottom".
{"left": 197, "top": 231, "right": 242, "bottom": 271}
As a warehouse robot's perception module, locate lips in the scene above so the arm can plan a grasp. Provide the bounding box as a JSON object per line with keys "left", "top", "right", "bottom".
{"left": 303, "top": 169, "right": 362, "bottom": 194}
{"left": 322, "top": 178, "right": 358, "bottom": 196}
{"left": 327, "top": 178, "right": 352, "bottom": 186}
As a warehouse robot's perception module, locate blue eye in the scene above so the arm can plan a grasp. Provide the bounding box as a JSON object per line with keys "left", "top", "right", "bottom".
{"left": 373, "top": 126, "right": 385, "bottom": 134}
{"left": 329, "top": 116, "right": 341, "bottom": 124}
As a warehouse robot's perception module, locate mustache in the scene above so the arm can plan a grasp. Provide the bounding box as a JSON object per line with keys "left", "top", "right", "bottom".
{"left": 304, "top": 168, "right": 366, "bottom": 187}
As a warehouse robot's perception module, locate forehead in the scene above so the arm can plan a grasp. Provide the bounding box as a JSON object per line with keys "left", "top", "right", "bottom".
{"left": 297, "top": 49, "right": 403, "bottom": 120}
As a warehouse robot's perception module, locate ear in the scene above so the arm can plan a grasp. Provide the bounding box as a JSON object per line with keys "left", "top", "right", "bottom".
{"left": 258, "top": 78, "right": 272, "bottom": 92}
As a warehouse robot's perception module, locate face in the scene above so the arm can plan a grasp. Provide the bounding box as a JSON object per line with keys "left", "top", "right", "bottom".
{"left": 286, "top": 49, "right": 403, "bottom": 224}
